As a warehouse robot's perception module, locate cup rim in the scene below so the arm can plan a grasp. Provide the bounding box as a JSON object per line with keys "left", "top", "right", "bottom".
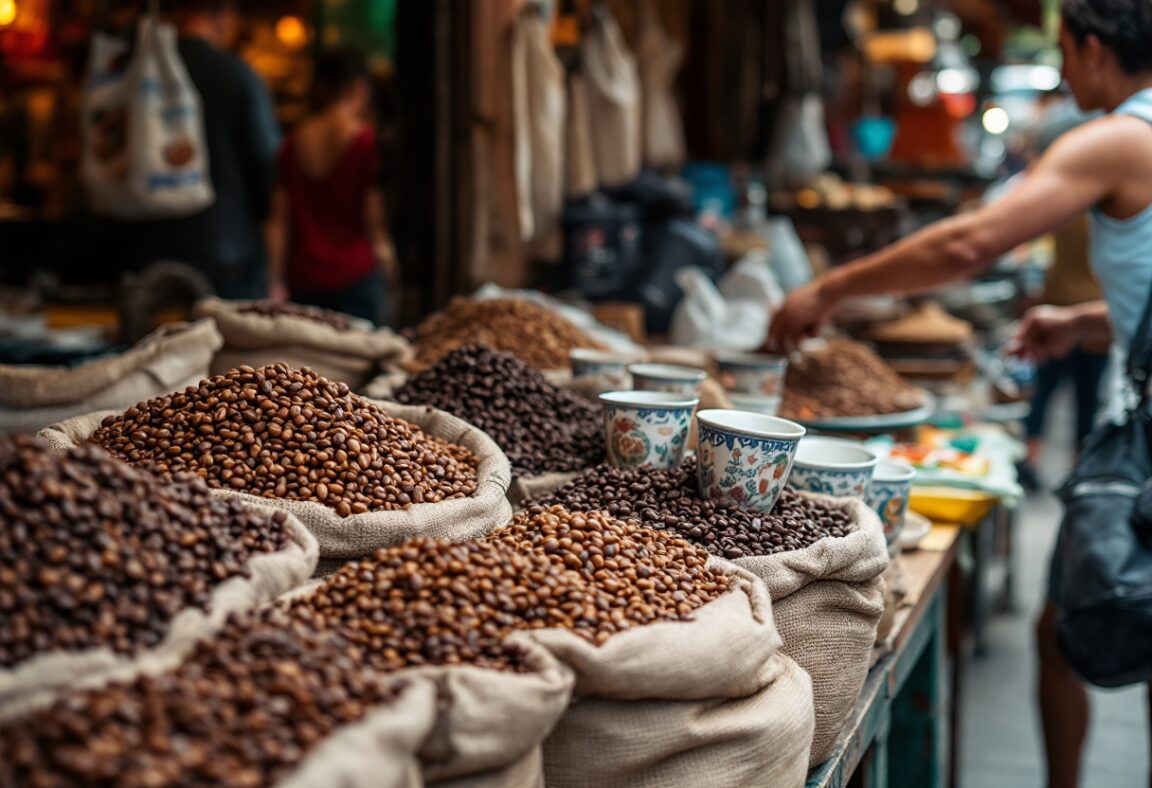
{"left": 627, "top": 363, "right": 708, "bottom": 382}
{"left": 570, "top": 348, "right": 636, "bottom": 365}
{"left": 697, "top": 408, "right": 806, "bottom": 440}
{"left": 713, "top": 351, "right": 790, "bottom": 368}
{"left": 794, "top": 436, "right": 879, "bottom": 470}
{"left": 873, "top": 458, "right": 917, "bottom": 482}
{"left": 727, "top": 392, "right": 783, "bottom": 406}
{"left": 600, "top": 390, "right": 700, "bottom": 409}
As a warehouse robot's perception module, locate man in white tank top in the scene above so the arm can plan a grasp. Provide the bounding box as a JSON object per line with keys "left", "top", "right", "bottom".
{"left": 770, "top": 1, "right": 1152, "bottom": 784}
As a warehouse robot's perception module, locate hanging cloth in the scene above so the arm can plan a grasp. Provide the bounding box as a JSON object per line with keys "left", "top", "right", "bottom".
{"left": 582, "top": 7, "right": 642, "bottom": 187}
{"left": 637, "top": 2, "right": 686, "bottom": 171}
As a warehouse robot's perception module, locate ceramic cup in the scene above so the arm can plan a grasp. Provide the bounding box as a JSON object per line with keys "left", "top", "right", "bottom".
{"left": 628, "top": 363, "right": 708, "bottom": 398}
{"left": 696, "top": 409, "right": 806, "bottom": 513}
{"left": 601, "top": 391, "right": 699, "bottom": 469}
{"left": 728, "top": 392, "right": 782, "bottom": 417}
{"left": 570, "top": 348, "right": 636, "bottom": 393}
{"left": 868, "top": 458, "right": 916, "bottom": 548}
{"left": 788, "top": 436, "right": 879, "bottom": 499}
{"left": 714, "top": 352, "right": 789, "bottom": 397}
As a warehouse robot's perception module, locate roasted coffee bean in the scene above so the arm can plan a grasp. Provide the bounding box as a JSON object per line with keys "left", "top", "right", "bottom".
{"left": 534, "top": 462, "right": 855, "bottom": 559}
{"left": 0, "top": 616, "right": 405, "bottom": 787}
{"left": 395, "top": 345, "right": 603, "bottom": 476}
{"left": 0, "top": 435, "right": 292, "bottom": 667}
{"left": 236, "top": 300, "right": 358, "bottom": 331}
{"left": 780, "top": 338, "right": 924, "bottom": 419}
{"left": 406, "top": 297, "right": 605, "bottom": 370}
{"left": 91, "top": 364, "right": 479, "bottom": 516}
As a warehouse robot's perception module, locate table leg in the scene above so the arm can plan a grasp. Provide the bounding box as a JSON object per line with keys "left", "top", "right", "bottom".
{"left": 887, "top": 594, "right": 950, "bottom": 788}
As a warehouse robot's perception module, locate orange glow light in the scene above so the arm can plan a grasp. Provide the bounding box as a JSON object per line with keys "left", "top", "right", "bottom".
{"left": 275, "top": 15, "right": 308, "bottom": 49}
{"left": 0, "top": 0, "right": 18, "bottom": 27}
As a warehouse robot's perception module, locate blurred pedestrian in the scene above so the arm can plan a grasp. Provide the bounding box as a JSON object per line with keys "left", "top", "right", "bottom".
{"left": 265, "top": 49, "right": 397, "bottom": 325}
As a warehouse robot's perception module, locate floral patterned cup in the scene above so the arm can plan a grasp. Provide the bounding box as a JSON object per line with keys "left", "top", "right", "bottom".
{"left": 714, "top": 352, "right": 789, "bottom": 397}
{"left": 628, "top": 363, "right": 708, "bottom": 398}
{"left": 570, "top": 349, "right": 637, "bottom": 394}
{"left": 868, "top": 458, "right": 916, "bottom": 549}
{"left": 696, "top": 409, "right": 806, "bottom": 513}
{"left": 600, "top": 391, "right": 699, "bottom": 469}
{"left": 788, "top": 436, "right": 879, "bottom": 500}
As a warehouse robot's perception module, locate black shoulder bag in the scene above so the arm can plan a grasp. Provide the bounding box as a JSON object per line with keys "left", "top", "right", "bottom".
{"left": 1055, "top": 285, "right": 1152, "bottom": 687}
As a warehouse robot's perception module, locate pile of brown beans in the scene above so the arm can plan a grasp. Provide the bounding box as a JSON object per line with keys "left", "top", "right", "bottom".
{"left": 394, "top": 345, "right": 604, "bottom": 476}
{"left": 0, "top": 435, "right": 293, "bottom": 667}
{"left": 236, "top": 301, "right": 358, "bottom": 331}
{"left": 535, "top": 462, "right": 855, "bottom": 559}
{"left": 0, "top": 616, "right": 405, "bottom": 787}
{"left": 408, "top": 297, "right": 605, "bottom": 370}
{"left": 780, "top": 339, "right": 925, "bottom": 419}
{"left": 91, "top": 364, "right": 479, "bottom": 517}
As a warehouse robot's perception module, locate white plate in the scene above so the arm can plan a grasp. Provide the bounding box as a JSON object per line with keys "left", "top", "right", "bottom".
{"left": 791, "top": 391, "right": 936, "bottom": 432}
{"left": 899, "top": 511, "right": 933, "bottom": 551}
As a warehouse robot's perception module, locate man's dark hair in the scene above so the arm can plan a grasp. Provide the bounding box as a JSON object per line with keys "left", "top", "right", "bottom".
{"left": 1063, "top": 0, "right": 1152, "bottom": 73}
{"left": 310, "top": 49, "right": 370, "bottom": 111}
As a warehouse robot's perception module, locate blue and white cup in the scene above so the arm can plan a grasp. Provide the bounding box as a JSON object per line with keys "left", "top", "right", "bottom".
{"left": 628, "top": 363, "right": 708, "bottom": 398}
{"left": 728, "top": 392, "right": 782, "bottom": 417}
{"left": 696, "top": 409, "right": 806, "bottom": 513}
{"left": 600, "top": 391, "right": 699, "bottom": 469}
{"left": 869, "top": 458, "right": 916, "bottom": 549}
{"left": 570, "top": 348, "right": 636, "bottom": 394}
{"left": 714, "top": 352, "right": 790, "bottom": 397}
{"left": 788, "top": 436, "right": 879, "bottom": 499}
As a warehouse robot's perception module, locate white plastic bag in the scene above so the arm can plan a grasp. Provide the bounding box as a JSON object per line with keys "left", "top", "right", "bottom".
{"left": 775, "top": 93, "right": 832, "bottom": 187}
{"left": 82, "top": 16, "right": 215, "bottom": 219}
{"left": 764, "top": 217, "right": 814, "bottom": 293}
{"left": 669, "top": 256, "right": 784, "bottom": 351}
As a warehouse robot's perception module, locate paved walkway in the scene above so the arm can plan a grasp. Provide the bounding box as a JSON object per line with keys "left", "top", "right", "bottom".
{"left": 960, "top": 388, "right": 1149, "bottom": 787}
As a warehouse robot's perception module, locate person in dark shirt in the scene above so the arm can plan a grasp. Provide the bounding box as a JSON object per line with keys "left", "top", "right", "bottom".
{"left": 128, "top": 0, "right": 280, "bottom": 298}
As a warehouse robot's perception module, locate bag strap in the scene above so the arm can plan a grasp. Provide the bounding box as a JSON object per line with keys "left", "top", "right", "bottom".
{"left": 1124, "top": 278, "right": 1152, "bottom": 405}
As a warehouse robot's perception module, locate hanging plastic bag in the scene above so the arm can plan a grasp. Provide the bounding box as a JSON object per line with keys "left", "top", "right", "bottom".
{"left": 82, "top": 15, "right": 215, "bottom": 219}
{"left": 764, "top": 217, "right": 814, "bottom": 292}
{"left": 637, "top": 3, "right": 686, "bottom": 171}
{"left": 776, "top": 93, "right": 832, "bottom": 186}
{"left": 583, "top": 8, "right": 641, "bottom": 188}
{"left": 670, "top": 252, "right": 784, "bottom": 351}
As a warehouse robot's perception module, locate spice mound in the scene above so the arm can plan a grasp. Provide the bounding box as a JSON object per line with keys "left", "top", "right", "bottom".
{"left": 780, "top": 338, "right": 925, "bottom": 419}
{"left": 535, "top": 462, "right": 854, "bottom": 559}
{"left": 0, "top": 617, "right": 405, "bottom": 786}
{"left": 862, "top": 302, "right": 973, "bottom": 345}
{"left": 394, "top": 345, "right": 604, "bottom": 476}
{"left": 0, "top": 435, "right": 293, "bottom": 668}
{"left": 408, "top": 297, "right": 605, "bottom": 370}
{"left": 91, "top": 364, "right": 479, "bottom": 517}
{"left": 236, "top": 300, "right": 359, "bottom": 331}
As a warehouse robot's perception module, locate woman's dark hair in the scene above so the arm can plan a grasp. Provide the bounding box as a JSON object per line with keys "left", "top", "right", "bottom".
{"left": 1062, "top": 0, "right": 1152, "bottom": 73}
{"left": 310, "top": 49, "right": 370, "bottom": 111}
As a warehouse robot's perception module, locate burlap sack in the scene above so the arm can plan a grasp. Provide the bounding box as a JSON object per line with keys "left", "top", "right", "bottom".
{"left": 194, "top": 297, "right": 413, "bottom": 389}
{"left": 279, "top": 676, "right": 436, "bottom": 788}
{"left": 508, "top": 471, "right": 581, "bottom": 510}
{"left": 0, "top": 505, "right": 318, "bottom": 723}
{"left": 531, "top": 560, "right": 815, "bottom": 788}
{"left": 428, "top": 747, "right": 543, "bottom": 788}
{"left": 361, "top": 369, "right": 409, "bottom": 400}
{"left": 38, "top": 400, "right": 513, "bottom": 562}
{"left": 872, "top": 556, "right": 913, "bottom": 668}
{"left": 732, "top": 494, "right": 888, "bottom": 767}
{"left": 413, "top": 637, "right": 574, "bottom": 784}
{"left": 0, "top": 319, "right": 221, "bottom": 434}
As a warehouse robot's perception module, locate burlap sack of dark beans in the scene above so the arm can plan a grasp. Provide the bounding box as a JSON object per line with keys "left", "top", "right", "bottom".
{"left": 731, "top": 494, "right": 888, "bottom": 767}
{"left": 533, "top": 560, "right": 816, "bottom": 788}
{"left": 194, "top": 297, "right": 413, "bottom": 388}
{"left": 414, "top": 637, "right": 575, "bottom": 787}
{"left": 0, "top": 504, "right": 319, "bottom": 723}
{"left": 0, "top": 319, "right": 221, "bottom": 434}
{"left": 361, "top": 368, "right": 409, "bottom": 400}
{"left": 39, "top": 401, "right": 513, "bottom": 564}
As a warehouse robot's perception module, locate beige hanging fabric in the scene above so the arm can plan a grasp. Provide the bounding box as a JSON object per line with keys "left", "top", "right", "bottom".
{"left": 37, "top": 401, "right": 513, "bottom": 563}
{"left": 583, "top": 8, "right": 642, "bottom": 187}
{"left": 565, "top": 73, "right": 597, "bottom": 197}
{"left": 511, "top": 7, "right": 566, "bottom": 250}
{"left": 637, "top": 4, "right": 686, "bottom": 171}
{"left": 731, "top": 494, "right": 888, "bottom": 767}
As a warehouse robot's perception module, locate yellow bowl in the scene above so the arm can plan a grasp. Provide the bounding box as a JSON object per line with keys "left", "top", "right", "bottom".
{"left": 909, "top": 486, "right": 998, "bottom": 527}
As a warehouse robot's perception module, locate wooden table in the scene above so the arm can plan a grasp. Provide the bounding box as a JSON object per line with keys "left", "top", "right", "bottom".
{"left": 806, "top": 524, "right": 962, "bottom": 788}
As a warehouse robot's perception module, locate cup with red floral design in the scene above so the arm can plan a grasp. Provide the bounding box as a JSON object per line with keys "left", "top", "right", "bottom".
{"left": 696, "top": 409, "right": 806, "bottom": 513}
{"left": 600, "top": 391, "right": 699, "bottom": 469}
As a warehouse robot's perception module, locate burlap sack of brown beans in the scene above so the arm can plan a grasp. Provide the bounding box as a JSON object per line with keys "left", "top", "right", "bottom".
{"left": 0, "top": 505, "right": 318, "bottom": 723}
{"left": 38, "top": 401, "right": 513, "bottom": 564}
{"left": 731, "top": 494, "right": 888, "bottom": 767}
{"left": 193, "top": 297, "right": 413, "bottom": 389}
{"left": 534, "top": 560, "right": 815, "bottom": 788}
{"left": 0, "top": 319, "right": 221, "bottom": 435}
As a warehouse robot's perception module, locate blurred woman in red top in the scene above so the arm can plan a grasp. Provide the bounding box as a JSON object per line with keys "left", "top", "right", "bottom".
{"left": 265, "top": 49, "right": 396, "bottom": 324}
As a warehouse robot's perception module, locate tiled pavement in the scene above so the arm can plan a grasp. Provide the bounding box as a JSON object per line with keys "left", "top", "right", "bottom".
{"left": 960, "top": 388, "right": 1149, "bottom": 788}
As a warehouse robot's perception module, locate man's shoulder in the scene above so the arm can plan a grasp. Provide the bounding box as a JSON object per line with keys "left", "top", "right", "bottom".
{"left": 178, "top": 37, "right": 260, "bottom": 84}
